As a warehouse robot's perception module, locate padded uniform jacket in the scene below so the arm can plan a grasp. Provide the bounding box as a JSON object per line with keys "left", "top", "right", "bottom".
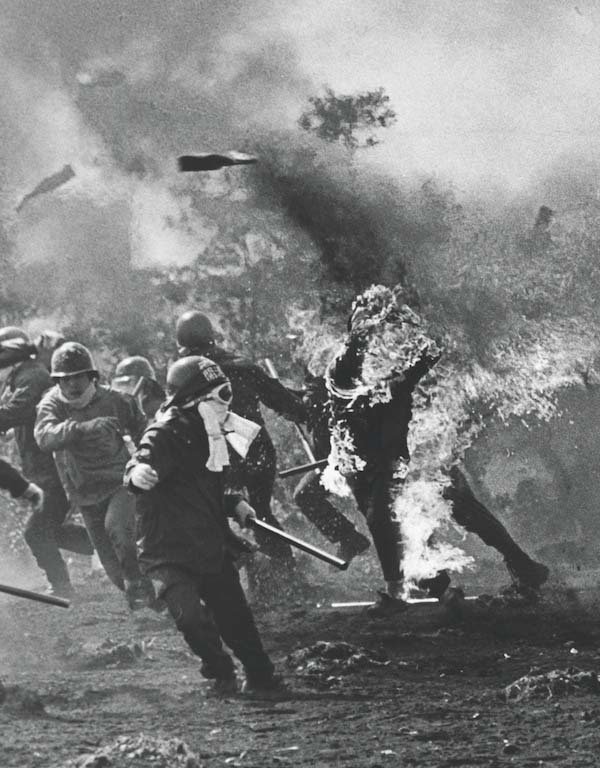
{"left": 35, "top": 385, "right": 146, "bottom": 505}
{"left": 0, "top": 359, "right": 59, "bottom": 486}
{"left": 124, "top": 406, "right": 244, "bottom": 575}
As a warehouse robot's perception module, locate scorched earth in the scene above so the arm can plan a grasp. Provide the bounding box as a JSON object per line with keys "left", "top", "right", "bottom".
{"left": 1, "top": 557, "right": 599, "bottom": 768}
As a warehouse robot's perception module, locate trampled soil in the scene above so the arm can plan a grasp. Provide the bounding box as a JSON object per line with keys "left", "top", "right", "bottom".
{"left": 2, "top": 561, "right": 600, "bottom": 768}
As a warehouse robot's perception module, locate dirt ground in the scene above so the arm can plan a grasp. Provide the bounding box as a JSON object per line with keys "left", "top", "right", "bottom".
{"left": 2, "top": 554, "right": 600, "bottom": 768}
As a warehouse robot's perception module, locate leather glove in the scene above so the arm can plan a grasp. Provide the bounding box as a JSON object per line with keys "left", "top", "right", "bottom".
{"left": 22, "top": 482, "right": 44, "bottom": 511}
{"left": 234, "top": 499, "right": 257, "bottom": 528}
{"left": 77, "top": 416, "right": 121, "bottom": 437}
{"left": 129, "top": 463, "right": 159, "bottom": 491}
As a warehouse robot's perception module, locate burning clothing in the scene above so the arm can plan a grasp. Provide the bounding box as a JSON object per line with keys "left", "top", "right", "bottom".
{"left": 293, "top": 375, "right": 371, "bottom": 547}
{"left": 35, "top": 385, "right": 145, "bottom": 506}
{"left": 326, "top": 286, "right": 441, "bottom": 584}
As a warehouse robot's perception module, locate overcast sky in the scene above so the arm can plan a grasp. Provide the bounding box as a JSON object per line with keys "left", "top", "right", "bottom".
{"left": 2, "top": 0, "right": 599, "bottom": 198}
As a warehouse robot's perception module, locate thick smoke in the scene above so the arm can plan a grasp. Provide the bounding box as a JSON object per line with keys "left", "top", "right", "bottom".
{"left": 2, "top": 1, "right": 600, "bottom": 582}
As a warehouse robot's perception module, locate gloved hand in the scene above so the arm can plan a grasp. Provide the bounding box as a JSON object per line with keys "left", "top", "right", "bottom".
{"left": 77, "top": 416, "right": 121, "bottom": 437}
{"left": 129, "top": 463, "right": 159, "bottom": 491}
{"left": 22, "top": 482, "right": 44, "bottom": 511}
{"left": 234, "top": 499, "right": 257, "bottom": 528}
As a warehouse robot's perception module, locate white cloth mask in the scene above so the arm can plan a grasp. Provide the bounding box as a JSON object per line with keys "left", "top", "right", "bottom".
{"left": 194, "top": 385, "right": 260, "bottom": 472}
{"left": 57, "top": 381, "right": 96, "bottom": 410}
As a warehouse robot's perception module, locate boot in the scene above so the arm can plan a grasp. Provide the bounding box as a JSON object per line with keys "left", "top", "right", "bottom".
{"left": 505, "top": 556, "right": 549, "bottom": 591}
{"left": 417, "top": 570, "right": 451, "bottom": 599}
{"left": 124, "top": 577, "right": 157, "bottom": 611}
{"left": 366, "top": 591, "right": 409, "bottom": 618}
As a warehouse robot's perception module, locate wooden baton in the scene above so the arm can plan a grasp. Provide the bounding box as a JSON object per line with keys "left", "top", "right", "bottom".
{"left": 248, "top": 518, "right": 348, "bottom": 571}
{"left": 0, "top": 582, "right": 70, "bottom": 608}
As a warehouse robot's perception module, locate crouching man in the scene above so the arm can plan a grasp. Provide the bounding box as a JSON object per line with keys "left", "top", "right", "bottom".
{"left": 124, "top": 355, "right": 282, "bottom": 696}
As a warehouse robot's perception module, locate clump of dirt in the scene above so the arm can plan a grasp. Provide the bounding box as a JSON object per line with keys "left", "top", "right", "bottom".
{"left": 58, "top": 637, "right": 149, "bottom": 669}
{"left": 0, "top": 680, "right": 45, "bottom": 715}
{"left": 66, "top": 734, "right": 201, "bottom": 768}
{"left": 504, "top": 667, "right": 600, "bottom": 701}
{"left": 287, "top": 640, "right": 389, "bottom": 687}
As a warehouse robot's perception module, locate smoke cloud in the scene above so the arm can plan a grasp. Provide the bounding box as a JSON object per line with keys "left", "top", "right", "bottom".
{"left": 3, "top": 0, "right": 600, "bottom": 581}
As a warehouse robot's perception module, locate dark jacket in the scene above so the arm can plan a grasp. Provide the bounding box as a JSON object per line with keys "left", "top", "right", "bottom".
{"left": 0, "top": 458, "right": 29, "bottom": 498}
{"left": 329, "top": 335, "right": 440, "bottom": 467}
{"left": 185, "top": 345, "right": 306, "bottom": 476}
{"left": 35, "top": 385, "right": 146, "bottom": 505}
{"left": 124, "top": 406, "right": 244, "bottom": 575}
{"left": 0, "top": 359, "right": 59, "bottom": 485}
{"left": 299, "top": 376, "right": 331, "bottom": 460}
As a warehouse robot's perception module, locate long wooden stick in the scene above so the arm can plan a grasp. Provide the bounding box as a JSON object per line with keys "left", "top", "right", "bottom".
{"left": 279, "top": 458, "right": 329, "bottom": 479}
{"left": 248, "top": 518, "right": 348, "bottom": 571}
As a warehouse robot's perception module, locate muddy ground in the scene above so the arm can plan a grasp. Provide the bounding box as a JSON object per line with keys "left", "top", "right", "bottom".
{"left": 2, "top": 553, "right": 600, "bottom": 768}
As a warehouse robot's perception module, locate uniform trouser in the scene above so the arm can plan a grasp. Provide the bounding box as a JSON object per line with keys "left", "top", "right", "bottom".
{"left": 80, "top": 487, "right": 144, "bottom": 591}
{"left": 154, "top": 559, "right": 275, "bottom": 683}
{"left": 24, "top": 481, "right": 94, "bottom": 589}
{"left": 294, "top": 470, "right": 360, "bottom": 544}
{"left": 444, "top": 467, "right": 534, "bottom": 568}
{"left": 349, "top": 462, "right": 538, "bottom": 584}
{"left": 349, "top": 465, "right": 403, "bottom": 583}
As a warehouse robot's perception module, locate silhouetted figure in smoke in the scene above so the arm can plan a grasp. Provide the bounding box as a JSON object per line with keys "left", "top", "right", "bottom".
{"left": 535, "top": 205, "right": 555, "bottom": 229}
{"left": 175, "top": 311, "right": 307, "bottom": 602}
{"left": 0, "top": 327, "right": 93, "bottom": 597}
{"left": 327, "top": 285, "right": 549, "bottom": 617}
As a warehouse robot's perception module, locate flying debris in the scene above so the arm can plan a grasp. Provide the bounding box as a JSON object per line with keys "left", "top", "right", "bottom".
{"left": 76, "top": 69, "right": 126, "bottom": 88}
{"left": 16, "top": 164, "right": 75, "bottom": 212}
{"left": 177, "top": 151, "right": 258, "bottom": 172}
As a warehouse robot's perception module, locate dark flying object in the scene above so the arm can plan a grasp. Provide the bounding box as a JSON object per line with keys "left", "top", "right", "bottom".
{"left": 16, "top": 165, "right": 76, "bottom": 213}
{"left": 177, "top": 152, "right": 258, "bottom": 172}
{"left": 77, "top": 69, "right": 126, "bottom": 88}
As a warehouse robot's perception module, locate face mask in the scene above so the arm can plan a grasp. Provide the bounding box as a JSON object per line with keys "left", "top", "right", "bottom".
{"left": 193, "top": 384, "right": 259, "bottom": 472}
{"left": 57, "top": 381, "right": 96, "bottom": 409}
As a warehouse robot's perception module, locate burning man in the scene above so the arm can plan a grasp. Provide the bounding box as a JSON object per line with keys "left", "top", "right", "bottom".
{"left": 111, "top": 355, "right": 165, "bottom": 420}
{"left": 34, "top": 342, "right": 155, "bottom": 609}
{"left": 175, "top": 310, "right": 307, "bottom": 602}
{"left": 125, "top": 356, "right": 282, "bottom": 695}
{"left": 0, "top": 327, "right": 93, "bottom": 598}
{"left": 326, "top": 286, "right": 442, "bottom": 616}
{"left": 326, "top": 285, "right": 548, "bottom": 617}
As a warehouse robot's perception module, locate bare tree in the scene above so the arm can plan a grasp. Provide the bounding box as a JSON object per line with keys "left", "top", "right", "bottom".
{"left": 299, "top": 87, "right": 397, "bottom": 151}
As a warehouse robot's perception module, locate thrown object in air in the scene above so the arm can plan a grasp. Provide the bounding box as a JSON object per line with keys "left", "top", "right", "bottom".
{"left": 177, "top": 151, "right": 258, "bottom": 172}
{"left": 16, "top": 165, "right": 75, "bottom": 212}
{"left": 76, "top": 69, "right": 126, "bottom": 88}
